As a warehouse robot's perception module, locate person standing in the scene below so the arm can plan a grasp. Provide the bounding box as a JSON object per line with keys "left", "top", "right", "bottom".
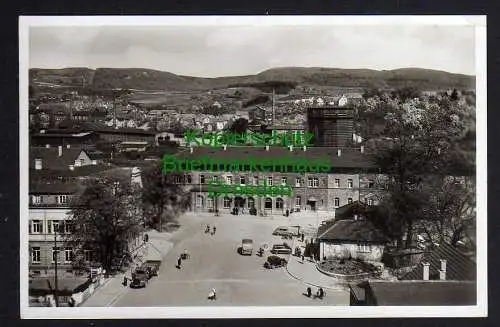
{"left": 177, "top": 256, "right": 182, "bottom": 268}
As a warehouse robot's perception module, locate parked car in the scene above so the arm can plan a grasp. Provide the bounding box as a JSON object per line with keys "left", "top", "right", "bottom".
{"left": 241, "top": 239, "right": 254, "bottom": 255}
{"left": 140, "top": 260, "right": 161, "bottom": 278}
{"left": 264, "top": 255, "right": 288, "bottom": 269}
{"left": 130, "top": 269, "right": 149, "bottom": 288}
{"left": 270, "top": 243, "right": 292, "bottom": 255}
{"left": 272, "top": 227, "right": 290, "bottom": 236}
{"left": 272, "top": 226, "right": 301, "bottom": 237}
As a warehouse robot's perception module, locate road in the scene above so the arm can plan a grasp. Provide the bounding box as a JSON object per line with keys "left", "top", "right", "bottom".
{"left": 112, "top": 213, "right": 349, "bottom": 306}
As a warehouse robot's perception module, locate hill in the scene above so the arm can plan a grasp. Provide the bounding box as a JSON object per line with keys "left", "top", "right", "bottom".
{"left": 29, "top": 67, "right": 475, "bottom": 92}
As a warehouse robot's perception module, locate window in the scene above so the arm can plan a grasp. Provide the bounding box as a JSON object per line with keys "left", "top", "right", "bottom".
{"left": 347, "top": 179, "right": 353, "bottom": 188}
{"left": 196, "top": 195, "right": 204, "bottom": 207}
{"left": 295, "top": 177, "right": 301, "bottom": 187}
{"left": 368, "top": 180, "right": 374, "bottom": 189}
{"left": 186, "top": 175, "right": 192, "bottom": 184}
{"left": 281, "top": 177, "right": 287, "bottom": 186}
{"left": 84, "top": 250, "right": 93, "bottom": 262}
{"left": 295, "top": 196, "right": 301, "bottom": 207}
{"left": 276, "top": 198, "right": 283, "bottom": 209}
{"left": 240, "top": 176, "right": 246, "bottom": 185}
{"left": 223, "top": 197, "right": 231, "bottom": 208}
{"left": 226, "top": 176, "right": 233, "bottom": 185}
{"left": 31, "top": 220, "right": 42, "bottom": 234}
{"left": 313, "top": 178, "right": 319, "bottom": 188}
{"left": 200, "top": 174, "right": 205, "bottom": 184}
{"left": 265, "top": 197, "right": 272, "bottom": 209}
{"left": 253, "top": 176, "right": 259, "bottom": 186}
{"left": 31, "top": 247, "right": 41, "bottom": 263}
{"left": 334, "top": 198, "right": 340, "bottom": 208}
{"left": 32, "top": 195, "right": 42, "bottom": 204}
{"left": 334, "top": 178, "right": 340, "bottom": 188}
{"left": 348, "top": 198, "right": 353, "bottom": 204}
{"left": 48, "top": 220, "right": 61, "bottom": 234}
{"left": 80, "top": 158, "right": 85, "bottom": 166}
{"left": 212, "top": 175, "right": 218, "bottom": 182}
{"left": 206, "top": 197, "right": 214, "bottom": 209}
{"left": 64, "top": 247, "right": 74, "bottom": 263}
{"left": 248, "top": 197, "right": 255, "bottom": 208}
{"left": 367, "top": 198, "right": 374, "bottom": 206}
{"left": 174, "top": 175, "right": 182, "bottom": 184}
{"left": 307, "top": 178, "right": 313, "bottom": 187}
{"left": 52, "top": 247, "right": 61, "bottom": 263}
{"left": 358, "top": 243, "right": 370, "bottom": 253}
{"left": 267, "top": 177, "right": 273, "bottom": 186}
{"left": 64, "top": 221, "right": 72, "bottom": 234}
{"left": 57, "top": 195, "right": 68, "bottom": 204}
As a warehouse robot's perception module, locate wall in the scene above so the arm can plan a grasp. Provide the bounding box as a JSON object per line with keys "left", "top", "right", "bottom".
{"left": 321, "top": 241, "right": 385, "bottom": 262}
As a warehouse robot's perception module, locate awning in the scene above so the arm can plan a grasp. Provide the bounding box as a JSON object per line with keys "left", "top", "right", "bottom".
{"left": 308, "top": 196, "right": 318, "bottom": 202}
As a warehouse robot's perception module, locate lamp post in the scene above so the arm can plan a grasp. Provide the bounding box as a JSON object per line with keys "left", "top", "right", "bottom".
{"left": 53, "top": 222, "right": 60, "bottom": 307}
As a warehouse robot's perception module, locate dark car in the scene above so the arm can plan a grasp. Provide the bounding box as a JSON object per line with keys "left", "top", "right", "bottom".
{"left": 264, "top": 255, "right": 288, "bottom": 269}
{"left": 270, "top": 243, "right": 292, "bottom": 255}
{"left": 141, "top": 260, "right": 161, "bottom": 278}
{"left": 130, "top": 269, "right": 148, "bottom": 288}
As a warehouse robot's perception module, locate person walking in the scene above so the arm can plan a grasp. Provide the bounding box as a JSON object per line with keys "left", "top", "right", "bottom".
{"left": 212, "top": 226, "right": 216, "bottom": 235}
{"left": 177, "top": 256, "right": 182, "bottom": 269}
{"left": 306, "top": 287, "right": 312, "bottom": 298}
{"left": 208, "top": 288, "right": 217, "bottom": 300}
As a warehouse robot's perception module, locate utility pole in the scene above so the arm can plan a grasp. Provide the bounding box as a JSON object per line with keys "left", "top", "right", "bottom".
{"left": 54, "top": 223, "right": 59, "bottom": 307}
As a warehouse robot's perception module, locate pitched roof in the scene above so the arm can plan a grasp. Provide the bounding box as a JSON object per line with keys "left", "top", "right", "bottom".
{"left": 317, "top": 219, "right": 388, "bottom": 243}
{"left": 401, "top": 243, "right": 476, "bottom": 281}
{"left": 29, "top": 147, "right": 85, "bottom": 170}
{"left": 352, "top": 280, "right": 476, "bottom": 306}
{"left": 176, "top": 146, "right": 375, "bottom": 170}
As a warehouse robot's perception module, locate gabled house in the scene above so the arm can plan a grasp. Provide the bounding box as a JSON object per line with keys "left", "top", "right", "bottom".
{"left": 317, "top": 217, "right": 389, "bottom": 262}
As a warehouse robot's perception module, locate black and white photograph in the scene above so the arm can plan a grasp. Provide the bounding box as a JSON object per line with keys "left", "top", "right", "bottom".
{"left": 19, "top": 16, "right": 487, "bottom": 318}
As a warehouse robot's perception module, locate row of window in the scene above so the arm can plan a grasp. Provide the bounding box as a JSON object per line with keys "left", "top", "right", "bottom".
{"left": 178, "top": 175, "right": 376, "bottom": 189}
{"left": 29, "top": 220, "right": 72, "bottom": 234}
{"left": 31, "top": 195, "right": 69, "bottom": 205}
{"left": 195, "top": 195, "right": 373, "bottom": 209}
{"left": 30, "top": 247, "right": 93, "bottom": 264}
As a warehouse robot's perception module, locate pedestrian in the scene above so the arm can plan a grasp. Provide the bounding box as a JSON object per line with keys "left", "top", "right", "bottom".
{"left": 208, "top": 288, "right": 217, "bottom": 300}
{"left": 317, "top": 287, "right": 324, "bottom": 299}
{"left": 301, "top": 254, "right": 305, "bottom": 263}
{"left": 306, "top": 287, "right": 312, "bottom": 298}
{"left": 177, "top": 256, "right": 182, "bottom": 268}
{"left": 213, "top": 226, "right": 216, "bottom": 235}
{"left": 301, "top": 233, "right": 305, "bottom": 242}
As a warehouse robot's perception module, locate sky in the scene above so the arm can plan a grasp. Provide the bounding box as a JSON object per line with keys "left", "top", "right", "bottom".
{"left": 29, "top": 25, "right": 476, "bottom": 77}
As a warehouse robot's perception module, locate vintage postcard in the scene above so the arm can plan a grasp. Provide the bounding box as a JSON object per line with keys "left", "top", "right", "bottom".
{"left": 19, "top": 15, "right": 487, "bottom": 318}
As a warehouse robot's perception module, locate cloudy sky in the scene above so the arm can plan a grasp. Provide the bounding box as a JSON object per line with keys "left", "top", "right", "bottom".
{"left": 29, "top": 25, "right": 476, "bottom": 77}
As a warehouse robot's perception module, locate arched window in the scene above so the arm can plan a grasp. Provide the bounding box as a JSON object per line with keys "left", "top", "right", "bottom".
{"left": 264, "top": 197, "right": 272, "bottom": 209}
{"left": 276, "top": 198, "right": 283, "bottom": 209}
{"left": 248, "top": 197, "right": 255, "bottom": 208}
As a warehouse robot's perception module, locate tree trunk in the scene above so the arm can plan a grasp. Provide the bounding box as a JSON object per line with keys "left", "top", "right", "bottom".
{"left": 405, "top": 219, "right": 414, "bottom": 248}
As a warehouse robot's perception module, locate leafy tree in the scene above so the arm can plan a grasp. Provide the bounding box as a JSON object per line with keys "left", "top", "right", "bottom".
{"left": 228, "top": 118, "right": 248, "bottom": 134}
{"left": 69, "top": 179, "right": 143, "bottom": 273}
{"left": 141, "top": 162, "right": 190, "bottom": 231}
{"left": 365, "top": 91, "right": 474, "bottom": 248}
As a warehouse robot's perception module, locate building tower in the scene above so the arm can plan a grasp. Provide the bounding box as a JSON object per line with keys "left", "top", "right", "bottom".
{"left": 307, "top": 96, "right": 354, "bottom": 147}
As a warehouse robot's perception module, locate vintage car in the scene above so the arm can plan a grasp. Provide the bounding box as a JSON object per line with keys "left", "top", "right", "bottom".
{"left": 270, "top": 243, "right": 292, "bottom": 255}
{"left": 140, "top": 260, "right": 161, "bottom": 278}
{"left": 264, "top": 255, "right": 288, "bottom": 269}
{"left": 130, "top": 269, "right": 149, "bottom": 288}
{"left": 240, "top": 239, "right": 254, "bottom": 255}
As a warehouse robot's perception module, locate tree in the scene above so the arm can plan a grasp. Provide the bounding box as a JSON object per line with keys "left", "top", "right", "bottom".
{"left": 69, "top": 179, "right": 143, "bottom": 273}
{"left": 365, "top": 90, "right": 474, "bottom": 248}
{"left": 229, "top": 118, "right": 248, "bottom": 134}
{"left": 141, "top": 162, "right": 190, "bottom": 231}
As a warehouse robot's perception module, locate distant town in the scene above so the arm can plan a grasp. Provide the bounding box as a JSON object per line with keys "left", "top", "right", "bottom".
{"left": 28, "top": 67, "right": 477, "bottom": 308}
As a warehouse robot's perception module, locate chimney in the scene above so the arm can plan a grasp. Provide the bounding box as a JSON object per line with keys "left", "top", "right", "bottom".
{"left": 303, "top": 145, "right": 307, "bottom": 151}
{"left": 360, "top": 145, "right": 365, "bottom": 154}
{"left": 439, "top": 259, "right": 447, "bottom": 280}
{"left": 35, "top": 159, "right": 42, "bottom": 170}
{"left": 337, "top": 149, "right": 341, "bottom": 157}
{"left": 265, "top": 145, "right": 269, "bottom": 151}
{"left": 45, "top": 144, "right": 50, "bottom": 148}
{"left": 58, "top": 145, "right": 63, "bottom": 157}
{"left": 423, "top": 262, "right": 430, "bottom": 280}
{"left": 69, "top": 165, "right": 74, "bottom": 171}
{"left": 66, "top": 144, "right": 71, "bottom": 149}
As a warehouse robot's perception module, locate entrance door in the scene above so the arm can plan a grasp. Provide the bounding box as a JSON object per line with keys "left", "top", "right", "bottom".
{"left": 234, "top": 197, "right": 245, "bottom": 208}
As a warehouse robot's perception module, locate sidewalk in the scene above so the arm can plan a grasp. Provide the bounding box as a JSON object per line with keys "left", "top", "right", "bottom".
{"left": 285, "top": 240, "right": 347, "bottom": 291}
{"left": 81, "top": 230, "right": 174, "bottom": 307}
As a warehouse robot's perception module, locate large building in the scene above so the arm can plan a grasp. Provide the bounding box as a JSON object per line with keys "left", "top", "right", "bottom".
{"left": 165, "top": 146, "right": 386, "bottom": 216}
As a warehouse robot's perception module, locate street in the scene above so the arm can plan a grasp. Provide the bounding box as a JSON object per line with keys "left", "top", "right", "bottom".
{"left": 111, "top": 213, "right": 349, "bottom": 306}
